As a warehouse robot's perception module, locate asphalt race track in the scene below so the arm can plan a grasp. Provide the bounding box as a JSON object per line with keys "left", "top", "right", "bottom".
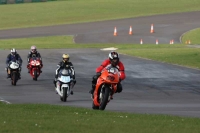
{"left": 0, "top": 11, "right": 200, "bottom": 118}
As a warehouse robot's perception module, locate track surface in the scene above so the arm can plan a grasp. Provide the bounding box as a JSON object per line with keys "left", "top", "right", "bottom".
{"left": 0, "top": 11, "right": 200, "bottom": 118}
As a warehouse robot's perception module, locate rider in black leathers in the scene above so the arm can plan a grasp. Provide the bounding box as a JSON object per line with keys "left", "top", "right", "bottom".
{"left": 53, "top": 54, "right": 76, "bottom": 94}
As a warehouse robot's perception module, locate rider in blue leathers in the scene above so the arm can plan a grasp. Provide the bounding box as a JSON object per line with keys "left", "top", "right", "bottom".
{"left": 6, "top": 48, "right": 23, "bottom": 79}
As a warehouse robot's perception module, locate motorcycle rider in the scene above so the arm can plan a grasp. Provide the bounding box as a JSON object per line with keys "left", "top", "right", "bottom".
{"left": 27, "top": 46, "right": 43, "bottom": 73}
{"left": 89, "top": 51, "right": 126, "bottom": 99}
{"left": 6, "top": 48, "right": 23, "bottom": 79}
{"left": 53, "top": 54, "right": 76, "bottom": 94}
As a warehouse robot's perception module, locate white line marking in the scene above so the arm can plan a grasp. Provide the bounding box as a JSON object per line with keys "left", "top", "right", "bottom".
{"left": 0, "top": 100, "right": 11, "bottom": 104}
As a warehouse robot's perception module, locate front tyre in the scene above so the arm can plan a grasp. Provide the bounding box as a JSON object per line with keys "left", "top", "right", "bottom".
{"left": 62, "top": 87, "right": 67, "bottom": 102}
{"left": 99, "top": 86, "right": 110, "bottom": 110}
{"left": 11, "top": 72, "right": 17, "bottom": 86}
{"left": 33, "top": 70, "right": 37, "bottom": 81}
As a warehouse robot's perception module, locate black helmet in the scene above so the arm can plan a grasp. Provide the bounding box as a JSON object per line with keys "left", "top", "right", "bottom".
{"left": 108, "top": 51, "right": 119, "bottom": 66}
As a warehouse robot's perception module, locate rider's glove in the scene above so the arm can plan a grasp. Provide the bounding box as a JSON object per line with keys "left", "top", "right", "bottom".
{"left": 96, "top": 72, "right": 101, "bottom": 77}
{"left": 73, "top": 79, "right": 76, "bottom": 85}
{"left": 53, "top": 78, "right": 57, "bottom": 84}
{"left": 70, "top": 79, "right": 76, "bottom": 84}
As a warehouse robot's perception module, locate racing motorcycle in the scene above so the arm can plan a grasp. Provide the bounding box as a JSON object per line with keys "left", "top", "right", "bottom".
{"left": 92, "top": 65, "right": 120, "bottom": 110}
{"left": 7, "top": 61, "right": 21, "bottom": 86}
{"left": 55, "top": 68, "right": 74, "bottom": 102}
{"left": 27, "top": 57, "right": 42, "bottom": 81}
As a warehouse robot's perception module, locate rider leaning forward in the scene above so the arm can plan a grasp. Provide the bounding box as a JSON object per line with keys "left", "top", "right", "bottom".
{"left": 89, "top": 51, "right": 126, "bottom": 99}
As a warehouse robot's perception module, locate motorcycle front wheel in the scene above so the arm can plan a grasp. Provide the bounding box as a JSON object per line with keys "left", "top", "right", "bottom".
{"left": 11, "top": 72, "right": 17, "bottom": 86}
{"left": 99, "top": 86, "right": 110, "bottom": 110}
{"left": 33, "top": 70, "right": 38, "bottom": 81}
{"left": 62, "top": 87, "right": 68, "bottom": 102}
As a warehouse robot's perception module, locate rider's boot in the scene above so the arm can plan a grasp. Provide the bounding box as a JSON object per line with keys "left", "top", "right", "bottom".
{"left": 70, "top": 91, "right": 73, "bottom": 95}
{"left": 18, "top": 73, "right": 21, "bottom": 79}
{"left": 53, "top": 78, "right": 57, "bottom": 87}
{"left": 110, "top": 95, "right": 113, "bottom": 100}
{"left": 89, "top": 84, "right": 96, "bottom": 99}
{"left": 53, "top": 78, "right": 58, "bottom": 94}
{"left": 40, "top": 64, "right": 43, "bottom": 73}
{"left": 7, "top": 74, "right": 11, "bottom": 79}
{"left": 110, "top": 91, "right": 114, "bottom": 100}
{"left": 54, "top": 85, "right": 58, "bottom": 94}
{"left": 89, "top": 84, "right": 95, "bottom": 94}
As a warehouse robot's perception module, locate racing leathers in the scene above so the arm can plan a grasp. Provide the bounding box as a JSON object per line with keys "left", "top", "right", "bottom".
{"left": 90, "top": 59, "right": 126, "bottom": 95}
{"left": 6, "top": 53, "right": 23, "bottom": 79}
{"left": 27, "top": 51, "right": 43, "bottom": 73}
{"left": 54, "top": 61, "right": 76, "bottom": 89}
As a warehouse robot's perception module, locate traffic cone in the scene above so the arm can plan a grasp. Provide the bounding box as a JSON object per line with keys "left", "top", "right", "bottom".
{"left": 140, "top": 39, "right": 143, "bottom": 44}
{"left": 171, "top": 40, "right": 174, "bottom": 44}
{"left": 129, "top": 26, "right": 133, "bottom": 35}
{"left": 156, "top": 39, "right": 159, "bottom": 45}
{"left": 170, "top": 40, "right": 174, "bottom": 44}
{"left": 188, "top": 40, "right": 191, "bottom": 44}
{"left": 150, "top": 24, "right": 154, "bottom": 33}
{"left": 113, "top": 27, "right": 117, "bottom": 36}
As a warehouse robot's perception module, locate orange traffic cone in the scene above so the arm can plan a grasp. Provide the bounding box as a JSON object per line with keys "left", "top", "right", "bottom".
{"left": 171, "top": 40, "right": 174, "bottom": 44}
{"left": 156, "top": 39, "right": 159, "bottom": 45}
{"left": 129, "top": 26, "right": 133, "bottom": 35}
{"left": 188, "top": 40, "right": 191, "bottom": 44}
{"left": 170, "top": 40, "right": 174, "bottom": 44}
{"left": 140, "top": 39, "right": 143, "bottom": 44}
{"left": 114, "top": 27, "right": 117, "bottom": 36}
{"left": 150, "top": 24, "right": 154, "bottom": 33}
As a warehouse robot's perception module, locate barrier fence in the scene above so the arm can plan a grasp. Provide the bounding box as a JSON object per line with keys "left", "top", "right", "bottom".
{"left": 0, "top": 0, "right": 56, "bottom": 4}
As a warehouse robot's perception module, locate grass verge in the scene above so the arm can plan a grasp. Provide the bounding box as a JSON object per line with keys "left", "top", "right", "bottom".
{"left": 0, "top": 0, "right": 200, "bottom": 29}
{"left": 181, "top": 28, "right": 200, "bottom": 44}
{"left": 0, "top": 102, "right": 200, "bottom": 133}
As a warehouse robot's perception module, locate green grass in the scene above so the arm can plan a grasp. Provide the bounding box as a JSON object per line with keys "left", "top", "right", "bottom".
{"left": 118, "top": 45, "right": 200, "bottom": 69}
{"left": 0, "top": 102, "right": 200, "bottom": 133}
{"left": 0, "top": 0, "right": 200, "bottom": 29}
{"left": 1, "top": 36, "right": 200, "bottom": 69}
{"left": 0, "top": 36, "right": 75, "bottom": 49}
{"left": 181, "top": 28, "right": 200, "bottom": 44}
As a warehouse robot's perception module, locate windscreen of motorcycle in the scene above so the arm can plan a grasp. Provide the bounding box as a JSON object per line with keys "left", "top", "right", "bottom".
{"left": 58, "top": 76, "right": 71, "bottom": 83}
{"left": 106, "top": 66, "right": 119, "bottom": 74}
{"left": 10, "top": 62, "right": 19, "bottom": 69}
{"left": 61, "top": 69, "right": 71, "bottom": 76}
{"left": 31, "top": 59, "right": 40, "bottom": 66}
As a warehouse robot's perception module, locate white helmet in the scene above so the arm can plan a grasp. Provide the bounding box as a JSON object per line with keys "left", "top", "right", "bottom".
{"left": 11, "top": 48, "right": 17, "bottom": 55}
{"left": 108, "top": 51, "right": 119, "bottom": 66}
{"left": 31, "top": 46, "right": 37, "bottom": 53}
